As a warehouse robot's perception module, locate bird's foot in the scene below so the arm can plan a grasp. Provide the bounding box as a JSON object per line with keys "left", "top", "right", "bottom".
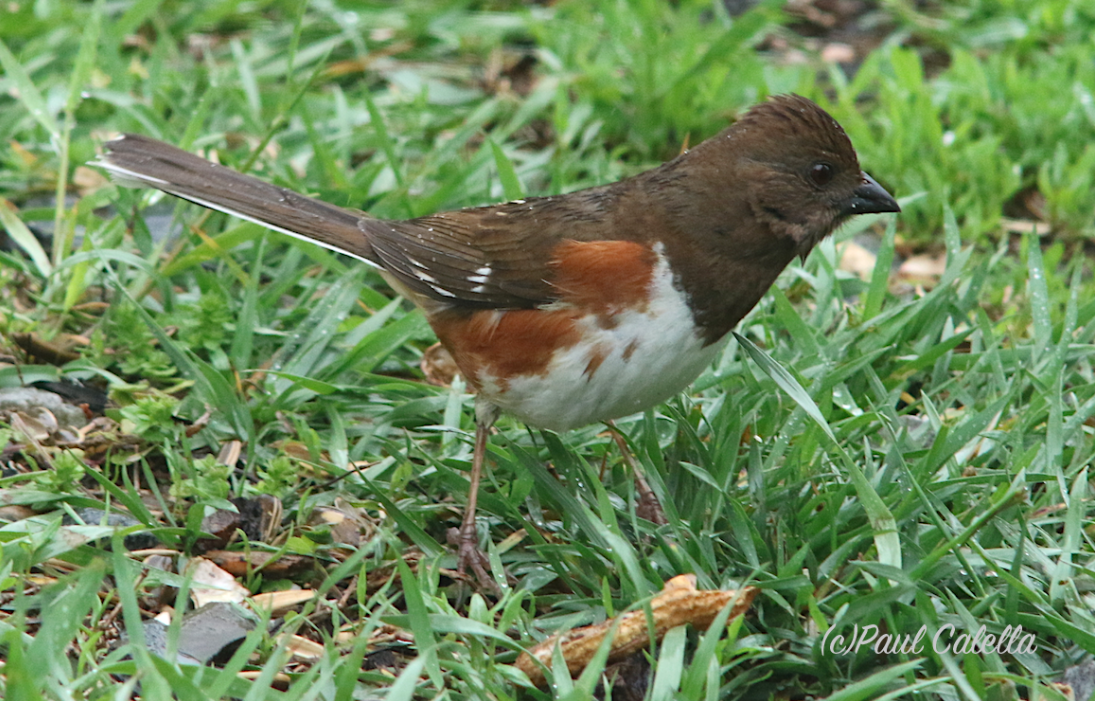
{"left": 448, "top": 525, "right": 497, "bottom": 592}
{"left": 635, "top": 477, "right": 668, "bottom": 526}
{"left": 606, "top": 423, "right": 668, "bottom": 526}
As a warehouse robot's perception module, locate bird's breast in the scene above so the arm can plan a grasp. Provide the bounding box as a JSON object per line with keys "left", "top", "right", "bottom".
{"left": 428, "top": 243, "right": 726, "bottom": 431}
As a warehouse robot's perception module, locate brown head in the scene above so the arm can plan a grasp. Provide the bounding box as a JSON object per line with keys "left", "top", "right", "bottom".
{"left": 716, "top": 94, "right": 899, "bottom": 258}
{"left": 637, "top": 94, "right": 900, "bottom": 341}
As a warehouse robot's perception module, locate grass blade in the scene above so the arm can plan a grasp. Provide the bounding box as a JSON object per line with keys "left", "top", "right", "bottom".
{"left": 864, "top": 218, "right": 895, "bottom": 319}
{"left": 736, "top": 332, "right": 901, "bottom": 568}
{"left": 1025, "top": 233, "right": 1052, "bottom": 353}
{"left": 822, "top": 660, "right": 924, "bottom": 701}
{"left": 0, "top": 38, "right": 59, "bottom": 138}
{"left": 0, "top": 199, "right": 52, "bottom": 277}
{"left": 649, "top": 625, "right": 687, "bottom": 701}
{"left": 488, "top": 137, "right": 525, "bottom": 200}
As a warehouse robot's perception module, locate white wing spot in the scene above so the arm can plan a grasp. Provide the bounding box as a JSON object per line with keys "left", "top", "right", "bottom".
{"left": 472, "top": 284, "right": 487, "bottom": 293}
{"left": 467, "top": 265, "right": 492, "bottom": 285}
{"left": 414, "top": 269, "right": 439, "bottom": 284}
{"left": 428, "top": 283, "right": 456, "bottom": 298}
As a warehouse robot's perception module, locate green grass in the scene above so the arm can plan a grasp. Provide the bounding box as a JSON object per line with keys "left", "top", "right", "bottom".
{"left": 3, "top": 0, "right": 1095, "bottom": 699}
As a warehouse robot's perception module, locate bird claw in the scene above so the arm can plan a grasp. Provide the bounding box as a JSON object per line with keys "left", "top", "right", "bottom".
{"left": 448, "top": 526, "right": 497, "bottom": 592}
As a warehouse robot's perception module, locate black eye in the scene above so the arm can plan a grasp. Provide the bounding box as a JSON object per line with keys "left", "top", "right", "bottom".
{"left": 809, "top": 162, "right": 834, "bottom": 187}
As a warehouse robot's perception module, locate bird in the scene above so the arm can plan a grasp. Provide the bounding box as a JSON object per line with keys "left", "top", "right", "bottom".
{"left": 96, "top": 94, "right": 900, "bottom": 583}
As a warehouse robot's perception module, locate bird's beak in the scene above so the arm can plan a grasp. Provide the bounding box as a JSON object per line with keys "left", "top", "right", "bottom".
{"left": 843, "top": 173, "right": 900, "bottom": 216}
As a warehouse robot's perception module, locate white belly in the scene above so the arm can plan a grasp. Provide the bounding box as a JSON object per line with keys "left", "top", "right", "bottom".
{"left": 477, "top": 250, "right": 726, "bottom": 432}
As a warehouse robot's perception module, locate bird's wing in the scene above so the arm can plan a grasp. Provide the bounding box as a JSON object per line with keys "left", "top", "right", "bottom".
{"left": 365, "top": 187, "right": 623, "bottom": 309}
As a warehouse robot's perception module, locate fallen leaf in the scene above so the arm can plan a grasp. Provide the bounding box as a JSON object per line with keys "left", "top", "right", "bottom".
{"left": 217, "top": 439, "right": 242, "bottom": 466}
{"left": 309, "top": 505, "right": 363, "bottom": 548}
{"left": 11, "top": 332, "right": 83, "bottom": 365}
{"left": 838, "top": 241, "right": 877, "bottom": 280}
{"left": 516, "top": 574, "right": 758, "bottom": 687}
{"left": 0, "top": 505, "right": 36, "bottom": 521}
{"left": 9, "top": 410, "right": 55, "bottom": 441}
{"left": 73, "top": 165, "right": 108, "bottom": 194}
{"left": 420, "top": 342, "right": 459, "bottom": 387}
{"left": 188, "top": 557, "right": 250, "bottom": 607}
{"left": 252, "top": 589, "right": 316, "bottom": 615}
{"left": 281, "top": 633, "right": 325, "bottom": 661}
{"left": 204, "top": 549, "right": 311, "bottom": 578}
{"left": 237, "top": 670, "right": 292, "bottom": 689}
{"left": 896, "top": 253, "right": 947, "bottom": 287}
{"left": 1000, "top": 217, "right": 1050, "bottom": 237}
{"left": 821, "top": 42, "right": 856, "bottom": 64}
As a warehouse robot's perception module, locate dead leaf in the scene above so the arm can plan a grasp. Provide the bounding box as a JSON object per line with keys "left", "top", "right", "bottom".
{"left": 184, "top": 408, "right": 213, "bottom": 438}
{"left": 254, "top": 494, "right": 283, "bottom": 542}
{"left": 896, "top": 253, "right": 947, "bottom": 287}
{"left": 309, "top": 503, "right": 369, "bottom": 548}
{"left": 188, "top": 557, "right": 250, "bottom": 607}
{"left": 73, "top": 165, "right": 108, "bottom": 194}
{"left": 200, "top": 508, "right": 245, "bottom": 550}
{"left": 281, "top": 633, "right": 324, "bottom": 661}
{"left": 204, "top": 549, "right": 312, "bottom": 578}
{"left": 0, "top": 505, "right": 36, "bottom": 521}
{"left": 217, "top": 439, "right": 242, "bottom": 466}
{"left": 237, "top": 669, "right": 292, "bottom": 689}
{"left": 1001, "top": 217, "right": 1050, "bottom": 237}
{"left": 420, "top": 342, "right": 459, "bottom": 387}
{"left": 252, "top": 589, "right": 316, "bottom": 615}
{"left": 12, "top": 332, "right": 83, "bottom": 365}
{"left": 9, "top": 410, "right": 55, "bottom": 441}
{"left": 9, "top": 140, "right": 38, "bottom": 168}
{"left": 838, "top": 241, "right": 877, "bottom": 280}
{"left": 516, "top": 574, "right": 758, "bottom": 687}
{"left": 821, "top": 42, "right": 856, "bottom": 63}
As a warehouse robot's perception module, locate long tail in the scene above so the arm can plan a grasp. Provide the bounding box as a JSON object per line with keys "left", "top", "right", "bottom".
{"left": 98, "top": 134, "right": 378, "bottom": 263}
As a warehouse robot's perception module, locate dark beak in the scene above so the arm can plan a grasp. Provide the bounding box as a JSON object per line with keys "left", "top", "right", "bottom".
{"left": 843, "top": 173, "right": 900, "bottom": 216}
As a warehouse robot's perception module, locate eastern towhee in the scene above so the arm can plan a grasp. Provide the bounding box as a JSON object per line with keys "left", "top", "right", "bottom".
{"left": 97, "top": 94, "right": 900, "bottom": 583}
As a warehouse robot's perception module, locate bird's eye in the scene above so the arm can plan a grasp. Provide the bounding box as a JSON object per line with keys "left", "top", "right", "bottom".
{"left": 809, "top": 162, "right": 834, "bottom": 187}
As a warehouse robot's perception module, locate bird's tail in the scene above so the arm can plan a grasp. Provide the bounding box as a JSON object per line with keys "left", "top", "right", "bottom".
{"left": 97, "top": 133, "right": 378, "bottom": 263}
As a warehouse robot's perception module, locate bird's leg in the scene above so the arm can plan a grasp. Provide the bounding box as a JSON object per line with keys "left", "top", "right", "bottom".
{"left": 606, "top": 421, "right": 667, "bottom": 526}
{"left": 456, "top": 399, "right": 500, "bottom": 587}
